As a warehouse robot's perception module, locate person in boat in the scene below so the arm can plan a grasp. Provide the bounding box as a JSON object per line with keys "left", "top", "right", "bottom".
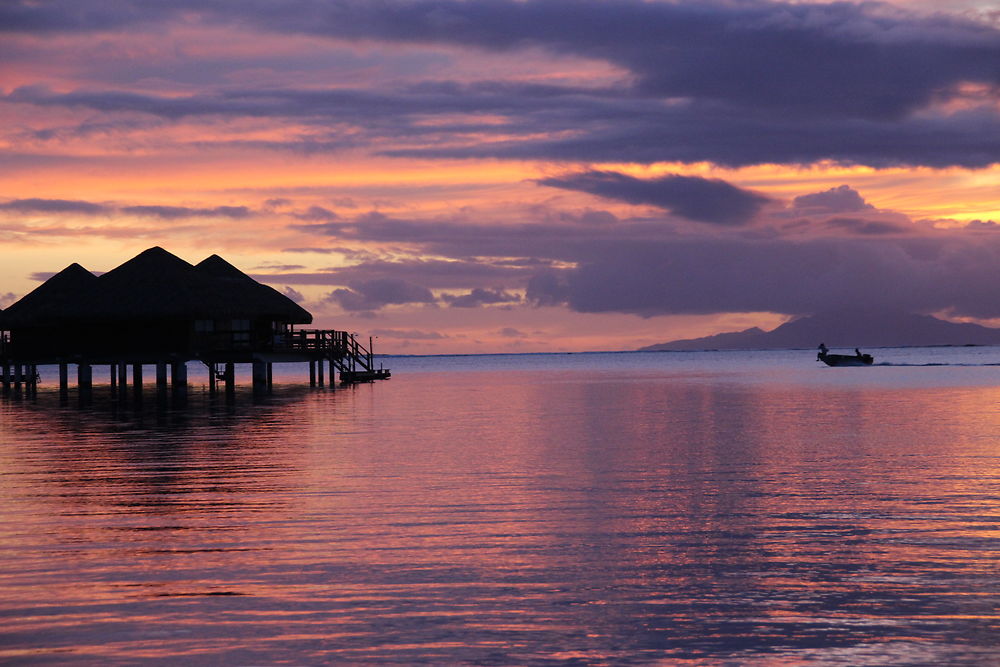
{"left": 855, "top": 348, "right": 862, "bottom": 358}
{"left": 817, "top": 343, "right": 828, "bottom": 360}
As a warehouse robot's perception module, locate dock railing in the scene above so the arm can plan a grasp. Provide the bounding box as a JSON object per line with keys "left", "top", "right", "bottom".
{"left": 281, "top": 329, "right": 378, "bottom": 373}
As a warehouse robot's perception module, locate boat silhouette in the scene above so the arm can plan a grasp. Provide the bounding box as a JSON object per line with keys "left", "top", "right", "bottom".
{"left": 817, "top": 343, "right": 873, "bottom": 367}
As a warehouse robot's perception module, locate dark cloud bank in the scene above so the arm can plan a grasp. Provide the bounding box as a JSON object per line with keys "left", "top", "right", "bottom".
{"left": 278, "top": 179, "right": 1000, "bottom": 320}
{"left": 538, "top": 171, "right": 772, "bottom": 225}
{"left": 4, "top": 0, "right": 999, "bottom": 168}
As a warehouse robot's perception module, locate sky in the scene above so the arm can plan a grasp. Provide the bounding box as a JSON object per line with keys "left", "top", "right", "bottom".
{"left": 1, "top": 0, "right": 999, "bottom": 354}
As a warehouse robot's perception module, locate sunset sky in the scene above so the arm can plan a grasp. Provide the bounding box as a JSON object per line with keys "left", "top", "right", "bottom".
{"left": 2, "top": 0, "right": 999, "bottom": 354}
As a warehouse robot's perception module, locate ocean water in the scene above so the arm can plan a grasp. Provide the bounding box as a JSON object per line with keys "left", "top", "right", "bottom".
{"left": 2, "top": 347, "right": 999, "bottom": 664}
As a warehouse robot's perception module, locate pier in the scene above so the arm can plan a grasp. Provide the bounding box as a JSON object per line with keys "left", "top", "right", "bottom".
{"left": 0, "top": 247, "right": 389, "bottom": 401}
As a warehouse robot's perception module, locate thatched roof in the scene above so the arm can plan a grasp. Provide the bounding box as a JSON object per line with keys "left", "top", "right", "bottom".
{"left": 2, "top": 247, "right": 312, "bottom": 327}
{"left": 196, "top": 254, "right": 311, "bottom": 323}
{"left": 1, "top": 263, "right": 98, "bottom": 327}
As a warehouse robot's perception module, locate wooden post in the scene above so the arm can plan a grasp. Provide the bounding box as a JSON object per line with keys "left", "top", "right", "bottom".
{"left": 118, "top": 362, "right": 128, "bottom": 400}
{"left": 110, "top": 363, "right": 117, "bottom": 391}
{"left": 1, "top": 361, "right": 9, "bottom": 395}
{"left": 132, "top": 363, "right": 143, "bottom": 394}
{"left": 77, "top": 363, "right": 92, "bottom": 395}
{"left": 328, "top": 358, "right": 336, "bottom": 387}
{"left": 252, "top": 360, "right": 267, "bottom": 393}
{"left": 156, "top": 362, "right": 168, "bottom": 390}
{"left": 171, "top": 360, "right": 188, "bottom": 391}
{"left": 309, "top": 360, "right": 316, "bottom": 386}
{"left": 27, "top": 365, "right": 37, "bottom": 397}
{"left": 13, "top": 363, "right": 23, "bottom": 395}
{"left": 224, "top": 362, "right": 235, "bottom": 395}
{"left": 59, "top": 363, "right": 69, "bottom": 393}
{"left": 208, "top": 362, "right": 217, "bottom": 395}
{"left": 266, "top": 362, "right": 273, "bottom": 391}
{"left": 317, "top": 357, "right": 324, "bottom": 386}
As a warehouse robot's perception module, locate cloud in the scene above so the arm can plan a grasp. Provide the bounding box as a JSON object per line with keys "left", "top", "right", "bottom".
{"left": 824, "top": 217, "right": 910, "bottom": 236}
{"left": 965, "top": 219, "right": 1000, "bottom": 230}
{"left": 247, "top": 0, "right": 997, "bottom": 122}
{"left": 121, "top": 205, "right": 251, "bottom": 219}
{"left": 538, "top": 171, "right": 771, "bottom": 225}
{"left": 0, "top": 292, "right": 17, "bottom": 308}
{"left": 292, "top": 206, "right": 339, "bottom": 222}
{"left": 524, "top": 234, "right": 1000, "bottom": 319}
{"left": 793, "top": 185, "right": 874, "bottom": 214}
{"left": 0, "top": 198, "right": 252, "bottom": 221}
{"left": 526, "top": 271, "right": 571, "bottom": 307}
{"left": 559, "top": 209, "right": 618, "bottom": 226}
{"left": 281, "top": 286, "right": 305, "bottom": 303}
{"left": 442, "top": 287, "right": 521, "bottom": 308}
{"left": 256, "top": 257, "right": 535, "bottom": 289}
{"left": 4, "top": 2, "right": 999, "bottom": 169}
{"left": 498, "top": 327, "right": 526, "bottom": 338}
{"left": 0, "top": 198, "right": 109, "bottom": 215}
{"left": 371, "top": 328, "right": 448, "bottom": 340}
{"left": 326, "top": 278, "right": 436, "bottom": 311}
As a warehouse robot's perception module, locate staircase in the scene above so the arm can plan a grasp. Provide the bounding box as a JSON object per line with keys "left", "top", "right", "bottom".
{"left": 284, "top": 329, "right": 390, "bottom": 383}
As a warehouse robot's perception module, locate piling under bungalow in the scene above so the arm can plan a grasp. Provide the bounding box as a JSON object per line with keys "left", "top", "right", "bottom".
{"left": 0, "top": 247, "right": 389, "bottom": 402}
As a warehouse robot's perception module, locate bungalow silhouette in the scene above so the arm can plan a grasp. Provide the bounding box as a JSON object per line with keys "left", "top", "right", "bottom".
{"left": 0, "top": 247, "right": 388, "bottom": 397}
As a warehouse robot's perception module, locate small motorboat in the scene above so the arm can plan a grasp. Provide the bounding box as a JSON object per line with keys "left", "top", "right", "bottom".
{"left": 817, "top": 343, "right": 873, "bottom": 367}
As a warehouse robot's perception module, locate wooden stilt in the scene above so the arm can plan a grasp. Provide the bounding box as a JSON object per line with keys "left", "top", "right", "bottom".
{"left": 252, "top": 360, "right": 267, "bottom": 393}
{"left": 309, "top": 360, "right": 316, "bottom": 386}
{"left": 224, "top": 362, "right": 235, "bottom": 395}
{"left": 118, "top": 362, "right": 128, "bottom": 400}
{"left": 110, "top": 363, "right": 117, "bottom": 391}
{"left": 132, "top": 363, "right": 143, "bottom": 396}
{"left": 13, "top": 363, "right": 23, "bottom": 395}
{"left": 59, "top": 363, "right": 69, "bottom": 393}
{"left": 317, "top": 358, "right": 324, "bottom": 386}
{"left": 266, "top": 363, "right": 273, "bottom": 391}
{"left": 208, "top": 362, "right": 217, "bottom": 394}
{"left": 156, "top": 361, "right": 168, "bottom": 390}
{"left": 171, "top": 360, "right": 188, "bottom": 392}
{"left": 78, "top": 363, "right": 93, "bottom": 405}
{"left": 1, "top": 361, "right": 9, "bottom": 395}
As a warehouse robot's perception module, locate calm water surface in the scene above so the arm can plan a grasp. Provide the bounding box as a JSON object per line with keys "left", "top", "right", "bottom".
{"left": 2, "top": 348, "right": 999, "bottom": 664}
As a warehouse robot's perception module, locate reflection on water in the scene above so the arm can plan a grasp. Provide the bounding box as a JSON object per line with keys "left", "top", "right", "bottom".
{"left": 2, "top": 351, "right": 1000, "bottom": 664}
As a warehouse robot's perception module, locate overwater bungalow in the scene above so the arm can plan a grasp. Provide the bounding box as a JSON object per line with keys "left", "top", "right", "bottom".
{"left": 0, "top": 247, "right": 388, "bottom": 396}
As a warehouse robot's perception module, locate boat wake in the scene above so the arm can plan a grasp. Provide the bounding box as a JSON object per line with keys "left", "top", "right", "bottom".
{"left": 875, "top": 362, "right": 1000, "bottom": 367}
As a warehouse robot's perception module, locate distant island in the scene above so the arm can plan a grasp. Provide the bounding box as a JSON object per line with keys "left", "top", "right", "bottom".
{"left": 640, "top": 309, "right": 1000, "bottom": 351}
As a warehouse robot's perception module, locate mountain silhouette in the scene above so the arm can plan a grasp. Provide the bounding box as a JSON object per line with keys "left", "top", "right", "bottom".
{"left": 640, "top": 308, "right": 1000, "bottom": 351}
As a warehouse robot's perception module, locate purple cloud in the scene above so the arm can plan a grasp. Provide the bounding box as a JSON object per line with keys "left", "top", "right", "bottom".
{"left": 525, "top": 234, "right": 1000, "bottom": 319}
{"left": 281, "top": 286, "right": 305, "bottom": 303}
{"left": 121, "top": 205, "right": 251, "bottom": 219}
{"left": 442, "top": 287, "right": 521, "bottom": 308}
{"left": 371, "top": 328, "right": 448, "bottom": 340}
{"left": 0, "top": 198, "right": 109, "bottom": 215}
{"left": 538, "top": 171, "right": 771, "bottom": 225}
{"left": 326, "top": 278, "right": 436, "bottom": 311}
{"left": 4, "top": 2, "right": 998, "bottom": 169}
{"left": 793, "top": 185, "right": 874, "bottom": 214}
